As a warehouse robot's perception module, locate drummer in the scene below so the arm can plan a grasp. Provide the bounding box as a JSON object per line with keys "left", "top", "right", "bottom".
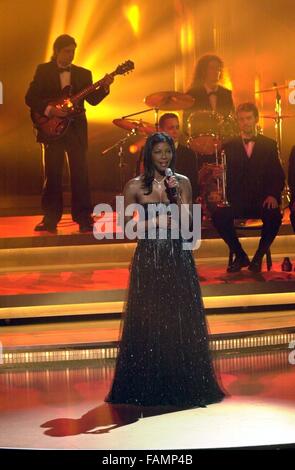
{"left": 186, "top": 54, "right": 234, "bottom": 117}
{"left": 159, "top": 113, "right": 199, "bottom": 202}
{"left": 183, "top": 54, "right": 236, "bottom": 213}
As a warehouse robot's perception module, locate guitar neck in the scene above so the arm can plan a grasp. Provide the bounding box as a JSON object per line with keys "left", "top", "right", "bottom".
{"left": 71, "top": 70, "right": 117, "bottom": 104}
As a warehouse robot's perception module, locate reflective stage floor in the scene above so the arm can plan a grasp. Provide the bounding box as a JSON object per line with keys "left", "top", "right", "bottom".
{"left": 1, "top": 350, "right": 295, "bottom": 450}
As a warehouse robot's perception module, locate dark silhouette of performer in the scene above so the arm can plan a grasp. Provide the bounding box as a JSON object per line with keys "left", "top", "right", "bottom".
{"left": 211, "top": 102, "right": 285, "bottom": 273}
{"left": 159, "top": 113, "right": 199, "bottom": 201}
{"left": 25, "top": 34, "right": 114, "bottom": 232}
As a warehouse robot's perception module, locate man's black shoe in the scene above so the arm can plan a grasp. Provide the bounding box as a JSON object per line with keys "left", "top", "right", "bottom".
{"left": 79, "top": 221, "right": 94, "bottom": 233}
{"left": 227, "top": 254, "right": 250, "bottom": 273}
{"left": 248, "top": 257, "right": 263, "bottom": 273}
{"left": 34, "top": 221, "right": 57, "bottom": 233}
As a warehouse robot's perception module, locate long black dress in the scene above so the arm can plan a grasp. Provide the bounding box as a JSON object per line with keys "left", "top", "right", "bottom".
{"left": 105, "top": 202, "right": 225, "bottom": 407}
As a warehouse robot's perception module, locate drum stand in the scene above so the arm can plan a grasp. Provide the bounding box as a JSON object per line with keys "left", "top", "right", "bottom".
{"left": 106, "top": 108, "right": 159, "bottom": 199}
{"left": 102, "top": 131, "right": 136, "bottom": 194}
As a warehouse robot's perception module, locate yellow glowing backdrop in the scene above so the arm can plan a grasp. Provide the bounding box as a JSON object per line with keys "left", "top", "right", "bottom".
{"left": 0, "top": 0, "right": 295, "bottom": 207}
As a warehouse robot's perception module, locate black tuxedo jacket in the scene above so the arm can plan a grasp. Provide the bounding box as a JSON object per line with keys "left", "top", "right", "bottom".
{"left": 175, "top": 143, "right": 199, "bottom": 200}
{"left": 187, "top": 85, "right": 234, "bottom": 117}
{"left": 25, "top": 60, "right": 109, "bottom": 144}
{"left": 223, "top": 134, "right": 285, "bottom": 210}
{"left": 183, "top": 85, "right": 234, "bottom": 137}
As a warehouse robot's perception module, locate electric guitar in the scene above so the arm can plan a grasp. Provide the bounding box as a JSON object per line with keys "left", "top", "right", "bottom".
{"left": 31, "top": 60, "right": 134, "bottom": 141}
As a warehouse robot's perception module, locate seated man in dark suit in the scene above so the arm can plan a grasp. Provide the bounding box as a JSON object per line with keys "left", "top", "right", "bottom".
{"left": 159, "top": 113, "right": 198, "bottom": 202}
{"left": 25, "top": 34, "right": 114, "bottom": 233}
{"left": 288, "top": 146, "right": 295, "bottom": 232}
{"left": 211, "top": 102, "right": 285, "bottom": 273}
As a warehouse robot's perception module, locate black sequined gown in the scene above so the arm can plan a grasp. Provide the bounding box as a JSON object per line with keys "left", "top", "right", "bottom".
{"left": 105, "top": 202, "right": 225, "bottom": 407}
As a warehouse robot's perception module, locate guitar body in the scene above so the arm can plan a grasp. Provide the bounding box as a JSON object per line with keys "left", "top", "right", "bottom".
{"left": 31, "top": 112, "right": 72, "bottom": 141}
{"left": 31, "top": 86, "right": 81, "bottom": 142}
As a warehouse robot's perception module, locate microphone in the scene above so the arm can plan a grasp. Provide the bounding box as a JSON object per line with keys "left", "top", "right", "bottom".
{"left": 165, "top": 168, "right": 177, "bottom": 198}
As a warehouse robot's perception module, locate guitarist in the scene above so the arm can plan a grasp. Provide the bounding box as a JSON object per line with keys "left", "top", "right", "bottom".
{"left": 25, "top": 34, "right": 114, "bottom": 233}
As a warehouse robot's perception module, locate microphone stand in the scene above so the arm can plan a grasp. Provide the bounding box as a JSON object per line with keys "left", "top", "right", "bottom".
{"left": 101, "top": 130, "right": 137, "bottom": 194}
{"left": 273, "top": 82, "right": 290, "bottom": 208}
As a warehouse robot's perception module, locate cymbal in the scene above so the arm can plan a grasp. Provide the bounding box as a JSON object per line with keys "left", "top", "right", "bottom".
{"left": 261, "top": 114, "right": 295, "bottom": 119}
{"left": 255, "top": 84, "right": 288, "bottom": 93}
{"left": 145, "top": 91, "right": 195, "bottom": 110}
{"left": 113, "top": 118, "right": 156, "bottom": 135}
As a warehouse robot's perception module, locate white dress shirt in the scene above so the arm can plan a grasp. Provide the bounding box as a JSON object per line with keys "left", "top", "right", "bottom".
{"left": 204, "top": 84, "right": 218, "bottom": 111}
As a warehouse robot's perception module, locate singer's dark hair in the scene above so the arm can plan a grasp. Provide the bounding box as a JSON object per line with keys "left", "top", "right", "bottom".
{"left": 141, "top": 132, "right": 176, "bottom": 195}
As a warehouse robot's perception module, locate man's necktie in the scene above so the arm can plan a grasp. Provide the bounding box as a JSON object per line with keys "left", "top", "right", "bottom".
{"left": 58, "top": 66, "right": 71, "bottom": 73}
{"left": 243, "top": 137, "right": 256, "bottom": 144}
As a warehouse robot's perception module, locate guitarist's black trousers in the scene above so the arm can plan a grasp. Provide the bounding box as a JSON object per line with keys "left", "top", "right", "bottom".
{"left": 42, "top": 122, "right": 92, "bottom": 226}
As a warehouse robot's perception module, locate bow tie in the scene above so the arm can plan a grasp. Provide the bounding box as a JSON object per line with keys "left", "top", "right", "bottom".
{"left": 57, "top": 66, "right": 71, "bottom": 73}
{"left": 243, "top": 137, "right": 256, "bottom": 144}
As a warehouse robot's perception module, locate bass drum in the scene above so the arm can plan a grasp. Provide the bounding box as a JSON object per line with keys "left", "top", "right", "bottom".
{"left": 187, "top": 110, "right": 223, "bottom": 155}
{"left": 219, "top": 113, "right": 239, "bottom": 143}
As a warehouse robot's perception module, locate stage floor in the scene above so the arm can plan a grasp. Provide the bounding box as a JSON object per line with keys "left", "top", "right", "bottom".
{"left": 0, "top": 350, "right": 294, "bottom": 450}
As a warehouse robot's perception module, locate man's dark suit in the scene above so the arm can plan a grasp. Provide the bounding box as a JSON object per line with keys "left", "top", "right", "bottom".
{"left": 175, "top": 144, "right": 198, "bottom": 201}
{"left": 211, "top": 134, "right": 285, "bottom": 258}
{"left": 25, "top": 60, "right": 109, "bottom": 226}
{"left": 224, "top": 135, "right": 285, "bottom": 212}
{"left": 186, "top": 85, "right": 234, "bottom": 118}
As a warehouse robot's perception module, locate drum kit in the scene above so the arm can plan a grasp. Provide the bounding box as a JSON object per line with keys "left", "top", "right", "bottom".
{"left": 108, "top": 90, "right": 238, "bottom": 157}
{"left": 103, "top": 82, "right": 293, "bottom": 217}
{"left": 103, "top": 89, "right": 238, "bottom": 199}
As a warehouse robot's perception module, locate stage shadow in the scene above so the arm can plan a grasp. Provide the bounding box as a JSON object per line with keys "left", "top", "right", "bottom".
{"left": 41, "top": 403, "right": 187, "bottom": 437}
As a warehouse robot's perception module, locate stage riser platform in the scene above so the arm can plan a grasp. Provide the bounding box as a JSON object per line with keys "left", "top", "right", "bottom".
{"left": 1, "top": 235, "right": 295, "bottom": 269}
{"left": 1, "top": 291, "right": 295, "bottom": 320}
{"left": 1, "top": 309, "right": 295, "bottom": 367}
{"left": 1, "top": 247, "right": 295, "bottom": 319}
{"left": 1, "top": 227, "right": 295, "bottom": 365}
{"left": 2, "top": 330, "right": 295, "bottom": 368}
